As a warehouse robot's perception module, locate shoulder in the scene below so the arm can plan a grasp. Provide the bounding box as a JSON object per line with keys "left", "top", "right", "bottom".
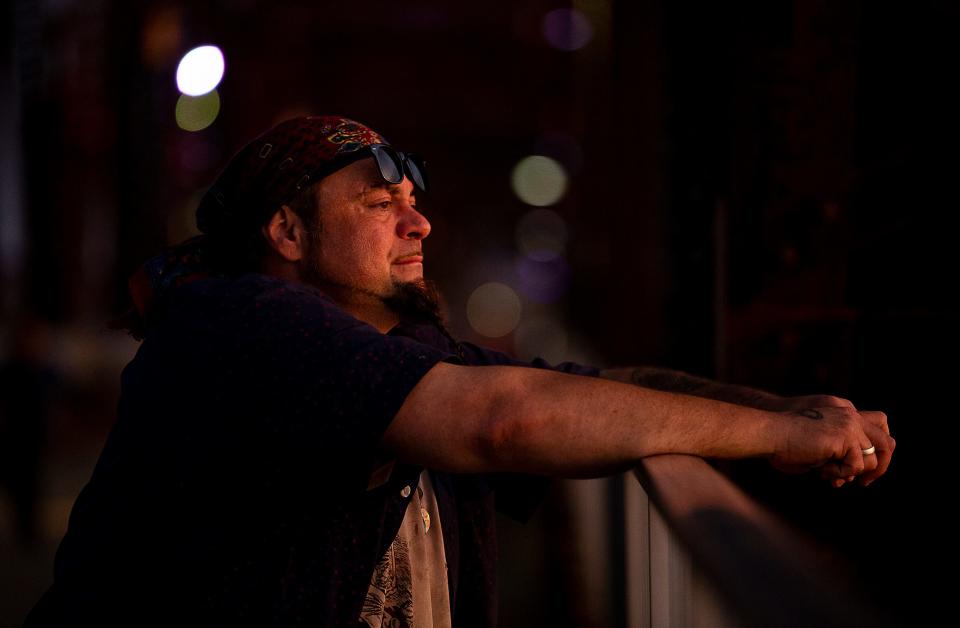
{"left": 166, "top": 273, "right": 366, "bottom": 334}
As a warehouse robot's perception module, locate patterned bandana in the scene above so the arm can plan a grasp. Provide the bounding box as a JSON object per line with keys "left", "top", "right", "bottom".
{"left": 126, "top": 115, "right": 389, "bottom": 327}
{"left": 196, "top": 115, "right": 388, "bottom": 236}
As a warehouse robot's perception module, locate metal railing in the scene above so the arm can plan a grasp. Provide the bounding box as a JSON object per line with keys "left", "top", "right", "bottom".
{"left": 624, "top": 455, "right": 892, "bottom": 628}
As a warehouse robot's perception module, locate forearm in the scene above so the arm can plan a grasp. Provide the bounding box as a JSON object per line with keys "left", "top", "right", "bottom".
{"left": 386, "top": 362, "right": 781, "bottom": 478}
{"left": 600, "top": 366, "right": 781, "bottom": 408}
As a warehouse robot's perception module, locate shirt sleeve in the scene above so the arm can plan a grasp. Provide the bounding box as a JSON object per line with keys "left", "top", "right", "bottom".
{"left": 160, "top": 276, "right": 457, "bottom": 495}
{"left": 457, "top": 340, "right": 600, "bottom": 377}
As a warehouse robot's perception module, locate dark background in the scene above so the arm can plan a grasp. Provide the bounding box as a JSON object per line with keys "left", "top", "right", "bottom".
{"left": 1, "top": 1, "right": 956, "bottom": 626}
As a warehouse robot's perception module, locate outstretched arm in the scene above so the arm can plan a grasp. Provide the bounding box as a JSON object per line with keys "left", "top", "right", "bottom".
{"left": 382, "top": 362, "right": 883, "bottom": 482}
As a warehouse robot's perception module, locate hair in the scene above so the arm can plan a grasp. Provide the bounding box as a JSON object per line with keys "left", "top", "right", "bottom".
{"left": 109, "top": 183, "right": 325, "bottom": 339}
{"left": 286, "top": 181, "right": 324, "bottom": 233}
{"left": 203, "top": 181, "right": 324, "bottom": 276}
{"left": 382, "top": 279, "right": 468, "bottom": 364}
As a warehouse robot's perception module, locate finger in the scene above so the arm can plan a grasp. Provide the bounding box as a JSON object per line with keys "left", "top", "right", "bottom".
{"left": 861, "top": 410, "right": 890, "bottom": 437}
{"left": 818, "top": 462, "right": 846, "bottom": 487}
{"left": 858, "top": 434, "right": 896, "bottom": 487}
{"left": 856, "top": 412, "right": 889, "bottom": 475}
{"left": 819, "top": 462, "right": 852, "bottom": 488}
{"left": 819, "top": 460, "right": 847, "bottom": 480}
{"left": 837, "top": 443, "right": 865, "bottom": 478}
{"left": 820, "top": 395, "right": 856, "bottom": 410}
{"left": 858, "top": 428, "right": 882, "bottom": 475}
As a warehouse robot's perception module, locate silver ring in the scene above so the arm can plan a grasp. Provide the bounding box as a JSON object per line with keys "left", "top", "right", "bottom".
{"left": 861, "top": 445, "right": 876, "bottom": 456}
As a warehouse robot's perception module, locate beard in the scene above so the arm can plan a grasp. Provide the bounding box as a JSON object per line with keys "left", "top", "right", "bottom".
{"left": 300, "top": 232, "right": 444, "bottom": 326}
{"left": 381, "top": 278, "right": 445, "bottom": 326}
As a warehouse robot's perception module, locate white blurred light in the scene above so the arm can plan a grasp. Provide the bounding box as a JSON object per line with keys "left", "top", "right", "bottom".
{"left": 511, "top": 155, "right": 568, "bottom": 207}
{"left": 176, "top": 45, "right": 225, "bottom": 96}
{"left": 516, "top": 208, "right": 568, "bottom": 261}
{"left": 175, "top": 90, "right": 221, "bottom": 131}
{"left": 466, "top": 282, "right": 522, "bottom": 338}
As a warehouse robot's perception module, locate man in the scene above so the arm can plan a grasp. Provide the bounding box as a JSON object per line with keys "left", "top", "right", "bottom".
{"left": 26, "top": 116, "right": 894, "bottom": 627}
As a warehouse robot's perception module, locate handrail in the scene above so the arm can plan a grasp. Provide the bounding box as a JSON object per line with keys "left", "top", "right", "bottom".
{"left": 627, "top": 455, "right": 892, "bottom": 628}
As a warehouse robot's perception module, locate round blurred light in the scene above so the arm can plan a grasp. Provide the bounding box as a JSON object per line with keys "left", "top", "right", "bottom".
{"left": 176, "top": 45, "right": 225, "bottom": 96}
{"left": 542, "top": 8, "right": 594, "bottom": 51}
{"left": 176, "top": 90, "right": 221, "bottom": 131}
{"left": 515, "top": 317, "right": 569, "bottom": 363}
{"left": 511, "top": 155, "right": 568, "bottom": 207}
{"left": 516, "top": 208, "right": 568, "bottom": 261}
{"left": 466, "top": 282, "right": 522, "bottom": 338}
{"left": 515, "top": 256, "right": 571, "bottom": 304}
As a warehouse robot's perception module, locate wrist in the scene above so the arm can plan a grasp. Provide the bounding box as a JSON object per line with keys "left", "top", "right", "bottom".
{"left": 754, "top": 408, "right": 785, "bottom": 458}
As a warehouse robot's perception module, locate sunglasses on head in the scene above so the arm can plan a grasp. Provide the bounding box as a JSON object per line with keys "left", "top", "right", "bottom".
{"left": 367, "top": 144, "right": 428, "bottom": 193}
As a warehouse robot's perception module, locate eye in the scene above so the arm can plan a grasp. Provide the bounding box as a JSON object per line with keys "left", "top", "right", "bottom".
{"left": 370, "top": 200, "right": 392, "bottom": 210}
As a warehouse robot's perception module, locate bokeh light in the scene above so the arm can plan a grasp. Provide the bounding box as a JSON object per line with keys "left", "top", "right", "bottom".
{"left": 466, "top": 282, "right": 522, "bottom": 338}
{"left": 542, "top": 8, "right": 594, "bottom": 51}
{"left": 176, "top": 45, "right": 225, "bottom": 96}
{"left": 175, "top": 90, "right": 221, "bottom": 131}
{"left": 511, "top": 155, "right": 568, "bottom": 207}
{"left": 514, "top": 257, "right": 571, "bottom": 304}
{"left": 516, "top": 208, "right": 568, "bottom": 261}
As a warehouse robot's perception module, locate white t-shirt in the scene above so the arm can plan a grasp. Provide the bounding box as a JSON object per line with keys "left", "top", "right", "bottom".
{"left": 360, "top": 472, "right": 451, "bottom": 628}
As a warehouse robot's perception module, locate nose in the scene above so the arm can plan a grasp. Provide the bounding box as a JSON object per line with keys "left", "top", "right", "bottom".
{"left": 397, "top": 200, "right": 431, "bottom": 240}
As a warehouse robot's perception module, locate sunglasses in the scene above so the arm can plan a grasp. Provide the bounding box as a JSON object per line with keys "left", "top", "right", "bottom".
{"left": 368, "top": 144, "right": 429, "bottom": 193}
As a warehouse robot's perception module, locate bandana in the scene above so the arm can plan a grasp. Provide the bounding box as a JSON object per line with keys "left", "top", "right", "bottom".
{"left": 126, "top": 115, "right": 389, "bottom": 327}
{"left": 196, "top": 115, "right": 388, "bottom": 236}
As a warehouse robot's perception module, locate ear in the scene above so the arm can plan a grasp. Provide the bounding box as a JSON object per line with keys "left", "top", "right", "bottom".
{"left": 262, "top": 205, "right": 306, "bottom": 262}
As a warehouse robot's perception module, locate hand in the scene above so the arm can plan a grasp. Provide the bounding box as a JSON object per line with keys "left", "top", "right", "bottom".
{"left": 849, "top": 408, "right": 895, "bottom": 488}
{"left": 763, "top": 395, "right": 894, "bottom": 488}
{"left": 768, "top": 406, "right": 894, "bottom": 488}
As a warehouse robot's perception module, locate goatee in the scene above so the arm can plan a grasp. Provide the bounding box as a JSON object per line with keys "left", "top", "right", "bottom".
{"left": 382, "top": 279, "right": 445, "bottom": 327}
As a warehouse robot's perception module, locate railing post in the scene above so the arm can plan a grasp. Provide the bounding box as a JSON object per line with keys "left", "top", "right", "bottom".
{"left": 624, "top": 474, "right": 650, "bottom": 628}
{"left": 627, "top": 473, "right": 740, "bottom": 628}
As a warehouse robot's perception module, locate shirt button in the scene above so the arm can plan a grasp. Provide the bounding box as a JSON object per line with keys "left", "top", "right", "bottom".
{"left": 400, "top": 485, "right": 411, "bottom": 498}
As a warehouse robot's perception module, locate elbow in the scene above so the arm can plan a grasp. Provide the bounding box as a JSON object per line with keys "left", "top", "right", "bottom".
{"left": 473, "top": 374, "right": 538, "bottom": 472}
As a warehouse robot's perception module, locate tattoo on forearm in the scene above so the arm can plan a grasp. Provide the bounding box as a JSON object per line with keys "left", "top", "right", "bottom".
{"left": 630, "top": 368, "right": 705, "bottom": 394}
{"left": 628, "top": 366, "right": 777, "bottom": 407}
{"left": 796, "top": 409, "right": 823, "bottom": 420}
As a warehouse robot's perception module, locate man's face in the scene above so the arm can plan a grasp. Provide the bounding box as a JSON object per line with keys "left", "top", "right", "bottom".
{"left": 302, "top": 157, "right": 431, "bottom": 301}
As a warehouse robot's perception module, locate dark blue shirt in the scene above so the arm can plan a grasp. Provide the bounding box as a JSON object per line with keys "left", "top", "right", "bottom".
{"left": 26, "top": 274, "right": 598, "bottom": 627}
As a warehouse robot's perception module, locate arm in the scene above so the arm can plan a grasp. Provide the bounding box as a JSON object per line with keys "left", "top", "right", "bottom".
{"left": 600, "top": 365, "right": 894, "bottom": 487}
{"left": 600, "top": 365, "right": 786, "bottom": 409}
{"left": 382, "top": 362, "right": 879, "bottom": 481}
